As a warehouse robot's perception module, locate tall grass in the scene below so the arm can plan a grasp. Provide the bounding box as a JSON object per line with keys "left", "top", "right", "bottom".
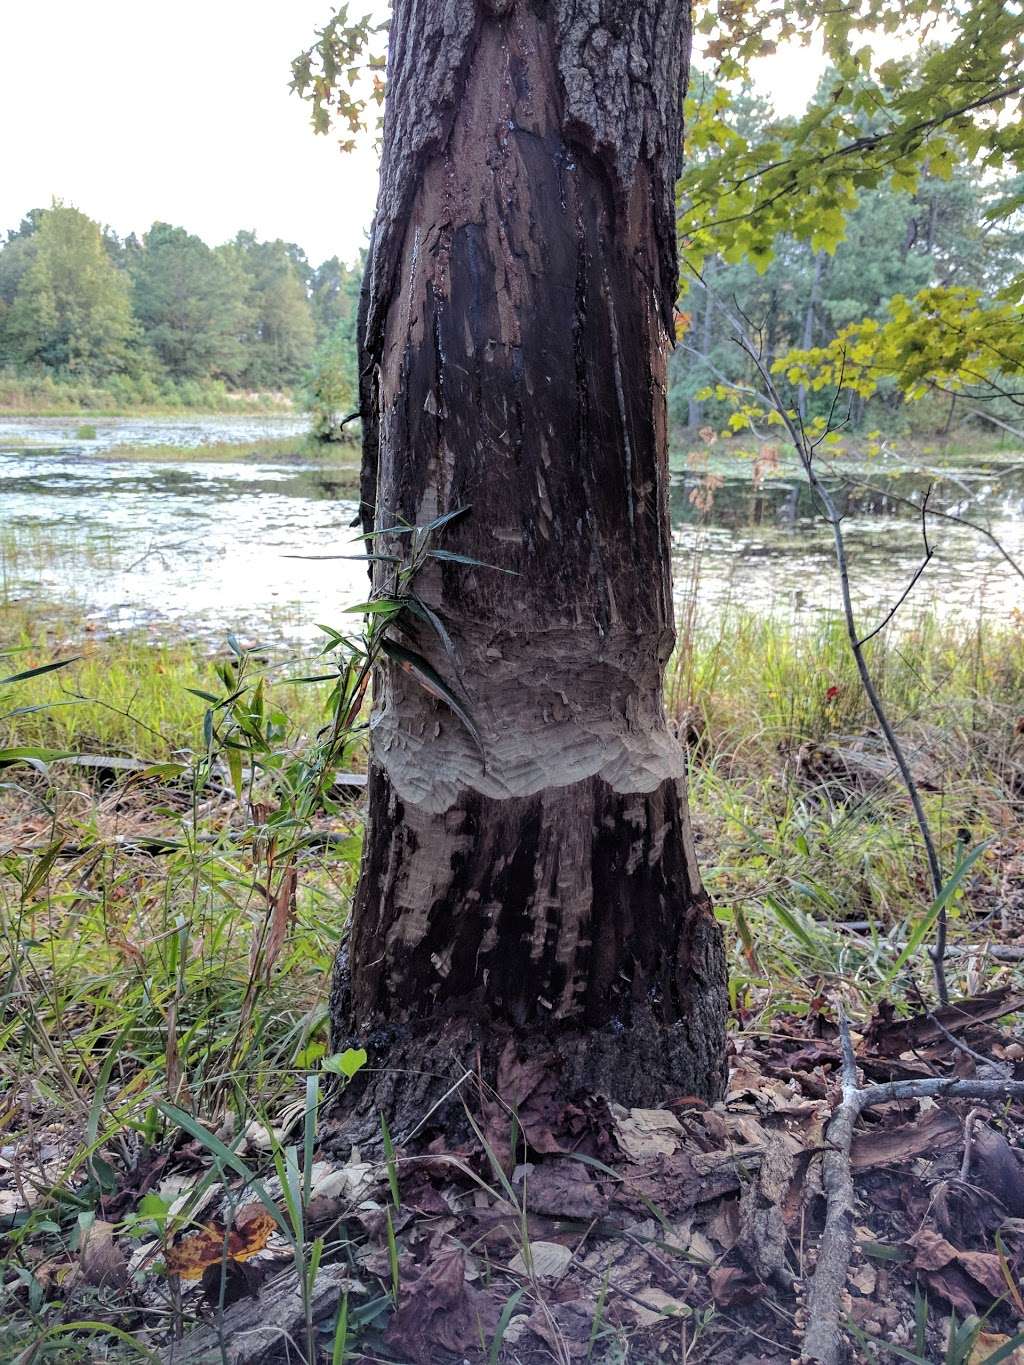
{"left": 0, "top": 368, "right": 297, "bottom": 417}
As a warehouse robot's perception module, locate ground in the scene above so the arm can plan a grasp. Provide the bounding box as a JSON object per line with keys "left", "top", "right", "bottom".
{"left": 1, "top": 601, "right": 1023, "bottom": 1359}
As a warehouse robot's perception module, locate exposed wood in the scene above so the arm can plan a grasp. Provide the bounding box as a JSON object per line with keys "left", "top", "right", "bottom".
{"left": 163, "top": 1264, "right": 353, "bottom": 1365}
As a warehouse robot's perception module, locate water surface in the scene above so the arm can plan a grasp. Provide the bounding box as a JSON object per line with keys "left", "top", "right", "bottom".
{"left": 2, "top": 416, "right": 1021, "bottom": 640}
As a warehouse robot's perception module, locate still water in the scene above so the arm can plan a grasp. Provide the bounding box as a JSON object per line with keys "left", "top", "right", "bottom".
{"left": 1, "top": 416, "right": 1021, "bottom": 640}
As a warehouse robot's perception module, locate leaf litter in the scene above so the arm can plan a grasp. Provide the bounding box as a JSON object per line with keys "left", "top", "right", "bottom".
{"left": 5, "top": 991, "right": 1024, "bottom": 1362}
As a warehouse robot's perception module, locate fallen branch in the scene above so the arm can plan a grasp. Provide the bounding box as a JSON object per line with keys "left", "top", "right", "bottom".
{"left": 801, "top": 1015, "right": 1024, "bottom": 1365}
{"left": 163, "top": 1263, "right": 355, "bottom": 1365}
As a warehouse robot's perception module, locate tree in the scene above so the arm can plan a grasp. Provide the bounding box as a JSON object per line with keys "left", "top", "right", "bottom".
{"left": 0, "top": 204, "right": 135, "bottom": 377}
{"left": 130, "top": 223, "right": 252, "bottom": 381}
{"left": 327, "top": 0, "right": 728, "bottom": 1131}
{"left": 310, "top": 252, "right": 362, "bottom": 340}
{"left": 232, "top": 233, "right": 316, "bottom": 390}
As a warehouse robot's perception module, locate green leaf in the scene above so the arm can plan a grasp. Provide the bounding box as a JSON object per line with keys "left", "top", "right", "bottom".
{"left": 880, "top": 841, "right": 991, "bottom": 989}
{"left": 428, "top": 549, "right": 516, "bottom": 574}
{"left": 157, "top": 1102, "right": 290, "bottom": 1237}
{"left": 0, "top": 746, "right": 73, "bottom": 772}
{"left": 322, "top": 1047, "right": 367, "bottom": 1079}
{"left": 0, "top": 656, "right": 82, "bottom": 685}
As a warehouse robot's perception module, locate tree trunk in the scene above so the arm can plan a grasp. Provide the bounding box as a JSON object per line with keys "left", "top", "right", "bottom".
{"left": 332, "top": 0, "right": 727, "bottom": 1137}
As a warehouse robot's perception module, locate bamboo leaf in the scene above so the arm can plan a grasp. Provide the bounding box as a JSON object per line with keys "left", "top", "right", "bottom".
{"left": 0, "top": 656, "right": 82, "bottom": 686}
{"left": 380, "top": 639, "right": 482, "bottom": 751}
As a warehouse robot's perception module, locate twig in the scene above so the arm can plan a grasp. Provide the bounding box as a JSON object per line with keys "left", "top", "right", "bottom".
{"left": 686, "top": 266, "right": 951, "bottom": 1004}
{"left": 832, "top": 468, "right": 1024, "bottom": 584}
{"left": 960, "top": 1108, "right": 984, "bottom": 1181}
{"left": 803, "top": 1010, "right": 862, "bottom": 1365}
{"left": 802, "top": 1072, "right": 1024, "bottom": 1364}
{"left": 855, "top": 485, "right": 934, "bottom": 649}
{"left": 924, "top": 1011, "right": 1010, "bottom": 1076}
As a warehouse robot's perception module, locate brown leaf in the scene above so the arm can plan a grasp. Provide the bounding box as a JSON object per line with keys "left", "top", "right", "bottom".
{"left": 910, "top": 1225, "right": 958, "bottom": 1271}
{"left": 864, "top": 988, "right": 1024, "bottom": 1057}
{"left": 78, "top": 1219, "right": 127, "bottom": 1287}
{"left": 851, "top": 1106, "right": 962, "bottom": 1169}
{"left": 264, "top": 864, "right": 298, "bottom": 975}
{"left": 972, "top": 1126, "right": 1024, "bottom": 1216}
{"left": 709, "top": 1265, "right": 757, "bottom": 1306}
{"left": 613, "top": 1108, "right": 685, "bottom": 1162}
{"left": 164, "top": 1203, "right": 277, "bottom": 1281}
{"left": 970, "top": 1333, "right": 1024, "bottom": 1365}
{"left": 384, "top": 1248, "right": 496, "bottom": 1363}
{"left": 521, "top": 1156, "right": 608, "bottom": 1218}
{"left": 922, "top": 1264, "right": 985, "bottom": 1316}
{"left": 910, "top": 1225, "right": 1009, "bottom": 1310}
{"left": 958, "top": 1249, "right": 1008, "bottom": 1300}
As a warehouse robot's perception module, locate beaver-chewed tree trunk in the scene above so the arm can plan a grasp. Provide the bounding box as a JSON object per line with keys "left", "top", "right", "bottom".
{"left": 331, "top": 0, "right": 728, "bottom": 1138}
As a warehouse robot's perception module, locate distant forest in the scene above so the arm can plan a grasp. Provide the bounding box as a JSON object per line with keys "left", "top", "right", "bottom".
{"left": 1, "top": 133, "right": 1020, "bottom": 437}
{"left": 0, "top": 203, "right": 361, "bottom": 429}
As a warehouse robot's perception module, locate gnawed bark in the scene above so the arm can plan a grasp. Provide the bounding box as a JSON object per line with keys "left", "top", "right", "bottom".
{"left": 333, "top": 0, "right": 726, "bottom": 1137}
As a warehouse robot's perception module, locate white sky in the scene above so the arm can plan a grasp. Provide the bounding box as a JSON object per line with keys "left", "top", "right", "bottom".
{"left": 0, "top": 1, "right": 829, "bottom": 267}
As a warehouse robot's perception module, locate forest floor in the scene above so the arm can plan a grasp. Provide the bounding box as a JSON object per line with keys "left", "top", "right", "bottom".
{"left": 1, "top": 607, "right": 1023, "bottom": 1362}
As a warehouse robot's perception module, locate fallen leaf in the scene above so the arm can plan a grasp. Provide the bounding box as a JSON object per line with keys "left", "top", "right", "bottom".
{"left": 849, "top": 1262, "right": 877, "bottom": 1295}
{"left": 509, "top": 1240, "right": 573, "bottom": 1282}
{"left": 520, "top": 1156, "right": 608, "bottom": 1218}
{"left": 384, "top": 1247, "right": 496, "bottom": 1363}
{"left": 970, "top": 1333, "right": 1024, "bottom": 1365}
{"left": 614, "top": 1107, "right": 685, "bottom": 1161}
{"left": 971, "top": 1126, "right": 1024, "bottom": 1216}
{"left": 864, "top": 988, "right": 1024, "bottom": 1057}
{"left": 709, "top": 1264, "right": 757, "bottom": 1306}
{"left": 164, "top": 1203, "right": 277, "bottom": 1280}
{"left": 851, "top": 1106, "right": 962, "bottom": 1169}
{"left": 78, "top": 1219, "right": 127, "bottom": 1287}
{"left": 627, "top": 1285, "right": 692, "bottom": 1327}
{"left": 909, "top": 1225, "right": 1008, "bottom": 1309}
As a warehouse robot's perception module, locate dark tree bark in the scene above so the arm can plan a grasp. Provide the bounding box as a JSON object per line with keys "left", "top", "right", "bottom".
{"left": 332, "top": 0, "right": 728, "bottom": 1136}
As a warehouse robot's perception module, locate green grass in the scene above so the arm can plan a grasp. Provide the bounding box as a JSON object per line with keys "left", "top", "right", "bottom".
{"left": 102, "top": 434, "right": 359, "bottom": 471}
{"left": 1, "top": 602, "right": 1022, "bottom": 1358}
{"left": 0, "top": 368, "right": 299, "bottom": 417}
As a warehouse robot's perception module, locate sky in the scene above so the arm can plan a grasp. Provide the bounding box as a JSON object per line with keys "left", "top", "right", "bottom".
{"left": 0, "top": 1, "right": 829, "bottom": 268}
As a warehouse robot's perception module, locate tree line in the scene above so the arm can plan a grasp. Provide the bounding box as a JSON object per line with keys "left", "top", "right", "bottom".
{"left": 0, "top": 203, "right": 362, "bottom": 417}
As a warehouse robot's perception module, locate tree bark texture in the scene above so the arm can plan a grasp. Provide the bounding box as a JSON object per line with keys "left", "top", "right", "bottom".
{"left": 332, "top": 0, "right": 728, "bottom": 1132}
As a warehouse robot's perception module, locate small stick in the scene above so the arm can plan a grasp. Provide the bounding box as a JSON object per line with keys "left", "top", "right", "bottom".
{"left": 960, "top": 1108, "right": 984, "bottom": 1181}
{"left": 802, "top": 1071, "right": 1024, "bottom": 1363}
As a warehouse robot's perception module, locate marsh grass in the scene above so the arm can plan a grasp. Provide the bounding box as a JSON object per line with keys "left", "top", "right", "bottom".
{"left": 101, "top": 435, "right": 359, "bottom": 469}
{"left": 0, "top": 370, "right": 297, "bottom": 417}
{"left": 1, "top": 602, "right": 1023, "bottom": 1358}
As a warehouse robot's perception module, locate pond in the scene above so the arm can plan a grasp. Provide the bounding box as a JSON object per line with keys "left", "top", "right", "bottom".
{"left": 1, "top": 416, "right": 1021, "bottom": 641}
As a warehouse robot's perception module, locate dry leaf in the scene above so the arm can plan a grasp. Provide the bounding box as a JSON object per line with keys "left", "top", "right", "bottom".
{"left": 264, "top": 864, "right": 297, "bottom": 975}
{"left": 851, "top": 1106, "right": 961, "bottom": 1169}
{"left": 78, "top": 1219, "right": 127, "bottom": 1287}
{"left": 509, "top": 1240, "right": 573, "bottom": 1282}
{"left": 164, "top": 1203, "right": 277, "bottom": 1280}
{"left": 970, "top": 1334, "right": 1024, "bottom": 1365}
{"left": 849, "top": 1262, "right": 877, "bottom": 1296}
{"left": 627, "top": 1286, "right": 692, "bottom": 1327}
{"left": 614, "top": 1108, "right": 684, "bottom": 1161}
